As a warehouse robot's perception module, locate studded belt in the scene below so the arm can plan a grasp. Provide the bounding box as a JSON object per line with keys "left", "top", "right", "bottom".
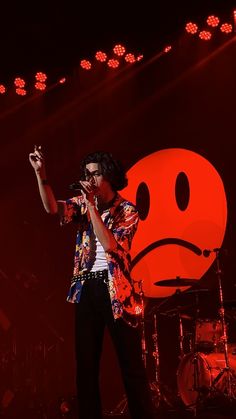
{"left": 71, "top": 269, "right": 109, "bottom": 284}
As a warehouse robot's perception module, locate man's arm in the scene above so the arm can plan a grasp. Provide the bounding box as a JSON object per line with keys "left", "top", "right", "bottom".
{"left": 29, "top": 145, "right": 58, "bottom": 214}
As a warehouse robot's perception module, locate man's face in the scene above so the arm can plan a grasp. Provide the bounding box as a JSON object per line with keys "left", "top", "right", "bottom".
{"left": 85, "top": 163, "right": 111, "bottom": 196}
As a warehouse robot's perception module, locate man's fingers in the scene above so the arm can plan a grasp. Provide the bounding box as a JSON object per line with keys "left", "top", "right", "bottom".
{"left": 29, "top": 152, "right": 43, "bottom": 162}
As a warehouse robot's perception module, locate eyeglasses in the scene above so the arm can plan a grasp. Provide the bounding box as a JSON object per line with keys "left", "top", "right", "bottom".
{"left": 85, "top": 170, "right": 103, "bottom": 181}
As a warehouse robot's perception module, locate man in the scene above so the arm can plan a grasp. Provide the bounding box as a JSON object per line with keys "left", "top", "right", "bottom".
{"left": 29, "top": 146, "right": 155, "bottom": 419}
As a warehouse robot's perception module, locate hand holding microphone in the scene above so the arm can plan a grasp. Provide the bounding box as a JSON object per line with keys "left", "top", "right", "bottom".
{"left": 69, "top": 180, "right": 98, "bottom": 208}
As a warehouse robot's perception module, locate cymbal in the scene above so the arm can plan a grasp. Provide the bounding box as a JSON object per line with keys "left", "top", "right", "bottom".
{"left": 155, "top": 277, "right": 199, "bottom": 287}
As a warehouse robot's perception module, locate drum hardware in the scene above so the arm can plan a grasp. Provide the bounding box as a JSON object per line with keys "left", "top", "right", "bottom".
{"left": 160, "top": 306, "right": 192, "bottom": 359}
{"left": 212, "top": 248, "right": 236, "bottom": 400}
{"left": 150, "top": 312, "right": 175, "bottom": 409}
{"left": 177, "top": 248, "right": 236, "bottom": 411}
{"left": 138, "top": 280, "right": 148, "bottom": 368}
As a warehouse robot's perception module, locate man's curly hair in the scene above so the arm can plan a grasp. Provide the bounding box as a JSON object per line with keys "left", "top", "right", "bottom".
{"left": 80, "top": 151, "right": 128, "bottom": 191}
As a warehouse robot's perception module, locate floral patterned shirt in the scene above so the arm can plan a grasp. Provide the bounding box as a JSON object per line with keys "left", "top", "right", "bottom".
{"left": 60, "top": 193, "right": 140, "bottom": 321}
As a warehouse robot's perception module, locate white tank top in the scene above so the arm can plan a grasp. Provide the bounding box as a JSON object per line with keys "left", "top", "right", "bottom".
{"left": 90, "top": 235, "right": 108, "bottom": 271}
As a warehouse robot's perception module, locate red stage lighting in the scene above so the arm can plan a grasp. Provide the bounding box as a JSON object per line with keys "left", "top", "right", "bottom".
{"left": 124, "top": 53, "right": 136, "bottom": 63}
{"left": 35, "top": 82, "right": 46, "bottom": 90}
{"left": 113, "top": 44, "right": 126, "bottom": 56}
{"left": 80, "top": 59, "right": 92, "bottom": 70}
{"left": 136, "top": 55, "right": 144, "bottom": 61}
{"left": 35, "top": 72, "right": 47, "bottom": 82}
{"left": 164, "top": 45, "right": 172, "bottom": 53}
{"left": 95, "top": 51, "right": 107, "bottom": 62}
{"left": 199, "top": 30, "right": 212, "bottom": 40}
{"left": 14, "top": 77, "right": 25, "bottom": 88}
{"left": 220, "top": 23, "right": 233, "bottom": 34}
{"left": 207, "top": 15, "right": 220, "bottom": 27}
{"left": 16, "top": 88, "right": 26, "bottom": 95}
{"left": 185, "top": 22, "right": 198, "bottom": 34}
{"left": 107, "top": 59, "right": 119, "bottom": 68}
{"left": 0, "top": 84, "right": 6, "bottom": 94}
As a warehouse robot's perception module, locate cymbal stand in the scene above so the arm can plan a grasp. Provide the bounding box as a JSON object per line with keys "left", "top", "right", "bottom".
{"left": 151, "top": 312, "right": 174, "bottom": 409}
{"left": 177, "top": 309, "right": 184, "bottom": 360}
{"left": 139, "top": 280, "right": 148, "bottom": 367}
{"left": 210, "top": 248, "right": 236, "bottom": 399}
{"left": 152, "top": 313, "right": 161, "bottom": 390}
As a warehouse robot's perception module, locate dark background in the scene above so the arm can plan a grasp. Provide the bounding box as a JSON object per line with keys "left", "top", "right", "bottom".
{"left": 1, "top": 1, "right": 236, "bottom": 416}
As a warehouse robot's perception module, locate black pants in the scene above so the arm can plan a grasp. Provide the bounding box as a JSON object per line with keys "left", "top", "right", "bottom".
{"left": 74, "top": 277, "right": 155, "bottom": 419}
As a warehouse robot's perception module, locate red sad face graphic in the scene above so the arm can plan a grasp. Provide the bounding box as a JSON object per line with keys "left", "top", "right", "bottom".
{"left": 123, "top": 149, "right": 227, "bottom": 298}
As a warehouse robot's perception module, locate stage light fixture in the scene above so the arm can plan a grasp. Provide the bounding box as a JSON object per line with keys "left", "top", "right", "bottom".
{"left": 113, "top": 44, "right": 126, "bottom": 56}
{"left": 199, "top": 30, "right": 212, "bottom": 40}
{"left": 95, "top": 51, "right": 107, "bottom": 62}
{"left": 207, "top": 15, "right": 220, "bottom": 27}
{"left": 80, "top": 59, "right": 92, "bottom": 70}
{"left": 107, "top": 59, "right": 119, "bottom": 68}
{"left": 185, "top": 22, "right": 198, "bottom": 34}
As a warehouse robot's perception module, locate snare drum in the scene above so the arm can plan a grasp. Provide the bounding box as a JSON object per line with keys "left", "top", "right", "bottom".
{"left": 195, "top": 319, "right": 223, "bottom": 353}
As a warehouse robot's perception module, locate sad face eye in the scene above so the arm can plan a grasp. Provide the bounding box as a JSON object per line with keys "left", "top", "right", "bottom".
{"left": 175, "top": 172, "right": 190, "bottom": 211}
{"left": 136, "top": 182, "right": 150, "bottom": 221}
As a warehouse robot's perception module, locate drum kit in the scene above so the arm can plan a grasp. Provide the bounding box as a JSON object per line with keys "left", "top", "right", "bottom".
{"left": 148, "top": 248, "right": 236, "bottom": 414}
{"left": 112, "top": 248, "right": 236, "bottom": 417}
{"left": 105, "top": 248, "right": 236, "bottom": 417}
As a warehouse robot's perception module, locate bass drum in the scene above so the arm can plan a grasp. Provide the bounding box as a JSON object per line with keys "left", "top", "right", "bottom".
{"left": 177, "top": 348, "right": 236, "bottom": 407}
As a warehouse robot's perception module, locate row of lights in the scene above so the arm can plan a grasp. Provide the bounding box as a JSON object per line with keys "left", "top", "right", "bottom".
{"left": 80, "top": 44, "right": 143, "bottom": 70}
{"left": 0, "top": 11, "right": 235, "bottom": 96}
{"left": 0, "top": 72, "right": 66, "bottom": 95}
{"left": 185, "top": 14, "right": 233, "bottom": 40}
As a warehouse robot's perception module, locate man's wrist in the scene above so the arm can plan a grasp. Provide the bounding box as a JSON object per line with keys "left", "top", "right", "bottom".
{"left": 87, "top": 202, "right": 96, "bottom": 210}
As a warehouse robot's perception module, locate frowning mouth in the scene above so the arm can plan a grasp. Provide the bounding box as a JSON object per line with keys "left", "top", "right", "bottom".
{"left": 131, "top": 238, "right": 202, "bottom": 269}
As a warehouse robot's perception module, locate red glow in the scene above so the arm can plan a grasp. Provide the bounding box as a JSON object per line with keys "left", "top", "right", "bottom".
{"left": 59, "top": 77, "right": 66, "bottom": 84}
{"left": 16, "top": 88, "right": 26, "bottom": 96}
{"left": 136, "top": 55, "right": 144, "bottom": 61}
{"left": 14, "top": 77, "right": 25, "bottom": 88}
{"left": 185, "top": 22, "right": 198, "bottom": 34}
{"left": 95, "top": 51, "right": 107, "bottom": 62}
{"left": 107, "top": 59, "right": 119, "bottom": 68}
{"left": 80, "top": 60, "right": 92, "bottom": 70}
{"left": 35, "top": 82, "right": 46, "bottom": 90}
{"left": 164, "top": 45, "right": 172, "bottom": 53}
{"left": 125, "top": 53, "right": 136, "bottom": 63}
{"left": 199, "top": 30, "right": 212, "bottom": 40}
{"left": 113, "top": 44, "right": 126, "bottom": 56}
{"left": 220, "top": 23, "right": 233, "bottom": 33}
{"left": 35, "top": 72, "right": 47, "bottom": 82}
{"left": 0, "top": 84, "right": 6, "bottom": 94}
{"left": 207, "top": 15, "right": 220, "bottom": 27}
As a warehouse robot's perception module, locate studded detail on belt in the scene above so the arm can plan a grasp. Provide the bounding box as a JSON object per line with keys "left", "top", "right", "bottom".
{"left": 71, "top": 269, "right": 109, "bottom": 283}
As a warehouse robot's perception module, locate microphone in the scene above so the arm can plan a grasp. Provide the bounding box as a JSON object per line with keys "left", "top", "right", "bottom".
{"left": 203, "top": 248, "right": 226, "bottom": 258}
{"left": 69, "top": 182, "right": 85, "bottom": 195}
